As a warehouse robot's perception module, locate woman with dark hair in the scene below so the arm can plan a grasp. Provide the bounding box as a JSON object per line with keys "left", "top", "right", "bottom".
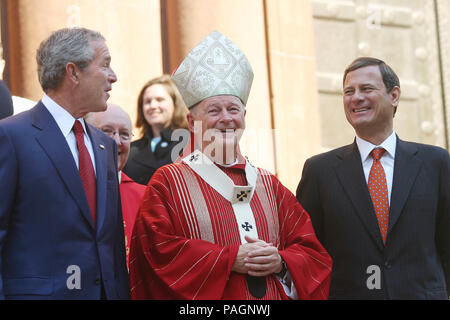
{"left": 123, "top": 75, "right": 189, "bottom": 185}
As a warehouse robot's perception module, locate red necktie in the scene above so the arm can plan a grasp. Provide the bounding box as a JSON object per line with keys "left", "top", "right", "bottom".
{"left": 73, "top": 120, "right": 97, "bottom": 228}
{"left": 368, "top": 147, "right": 389, "bottom": 244}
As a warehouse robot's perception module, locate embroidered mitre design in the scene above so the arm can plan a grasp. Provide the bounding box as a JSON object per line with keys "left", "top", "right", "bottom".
{"left": 172, "top": 30, "right": 254, "bottom": 108}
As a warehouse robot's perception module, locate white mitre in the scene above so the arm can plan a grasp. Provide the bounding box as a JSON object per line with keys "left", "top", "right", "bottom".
{"left": 172, "top": 30, "right": 254, "bottom": 108}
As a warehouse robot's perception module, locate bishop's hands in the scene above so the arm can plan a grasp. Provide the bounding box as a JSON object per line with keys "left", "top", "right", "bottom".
{"left": 232, "top": 236, "right": 283, "bottom": 277}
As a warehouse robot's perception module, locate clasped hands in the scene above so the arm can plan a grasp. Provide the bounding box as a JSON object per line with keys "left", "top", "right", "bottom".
{"left": 232, "top": 235, "right": 283, "bottom": 277}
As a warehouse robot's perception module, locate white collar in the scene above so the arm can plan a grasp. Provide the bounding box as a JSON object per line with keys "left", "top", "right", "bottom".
{"left": 215, "top": 159, "right": 239, "bottom": 167}
{"left": 182, "top": 149, "right": 260, "bottom": 244}
{"left": 182, "top": 149, "right": 258, "bottom": 204}
{"left": 41, "top": 94, "right": 87, "bottom": 137}
{"left": 356, "top": 131, "right": 397, "bottom": 162}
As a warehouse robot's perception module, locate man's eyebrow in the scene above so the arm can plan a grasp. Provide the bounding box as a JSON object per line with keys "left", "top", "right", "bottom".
{"left": 344, "top": 82, "right": 375, "bottom": 89}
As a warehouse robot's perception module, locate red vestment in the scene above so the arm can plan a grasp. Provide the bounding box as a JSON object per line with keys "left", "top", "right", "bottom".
{"left": 129, "top": 158, "right": 332, "bottom": 300}
{"left": 120, "top": 172, "right": 146, "bottom": 267}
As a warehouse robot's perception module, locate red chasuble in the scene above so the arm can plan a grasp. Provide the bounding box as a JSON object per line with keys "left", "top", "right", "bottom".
{"left": 120, "top": 172, "right": 146, "bottom": 268}
{"left": 129, "top": 157, "right": 332, "bottom": 300}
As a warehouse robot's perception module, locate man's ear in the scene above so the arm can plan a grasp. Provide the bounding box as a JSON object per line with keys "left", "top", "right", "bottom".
{"left": 186, "top": 112, "right": 195, "bottom": 132}
{"left": 66, "top": 62, "right": 79, "bottom": 84}
{"left": 390, "top": 86, "right": 401, "bottom": 107}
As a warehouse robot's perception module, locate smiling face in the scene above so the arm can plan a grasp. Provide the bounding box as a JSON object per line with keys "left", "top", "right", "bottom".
{"left": 187, "top": 95, "right": 246, "bottom": 164}
{"left": 77, "top": 40, "right": 117, "bottom": 113}
{"left": 343, "top": 65, "right": 400, "bottom": 144}
{"left": 142, "top": 84, "right": 175, "bottom": 137}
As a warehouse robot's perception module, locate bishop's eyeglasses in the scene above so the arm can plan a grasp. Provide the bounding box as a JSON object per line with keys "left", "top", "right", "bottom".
{"left": 100, "top": 127, "right": 132, "bottom": 142}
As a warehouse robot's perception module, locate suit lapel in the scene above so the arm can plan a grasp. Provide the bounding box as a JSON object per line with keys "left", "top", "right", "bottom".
{"left": 86, "top": 124, "right": 108, "bottom": 235}
{"left": 389, "top": 138, "right": 422, "bottom": 234}
{"left": 334, "top": 142, "right": 385, "bottom": 251}
{"left": 32, "top": 102, "right": 95, "bottom": 230}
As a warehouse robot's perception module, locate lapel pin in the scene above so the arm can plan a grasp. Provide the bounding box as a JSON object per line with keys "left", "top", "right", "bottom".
{"left": 99, "top": 144, "right": 105, "bottom": 149}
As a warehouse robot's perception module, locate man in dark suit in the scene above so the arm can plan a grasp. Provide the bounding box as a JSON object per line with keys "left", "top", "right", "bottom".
{"left": 296, "top": 57, "right": 449, "bottom": 299}
{"left": 0, "top": 28, "right": 129, "bottom": 299}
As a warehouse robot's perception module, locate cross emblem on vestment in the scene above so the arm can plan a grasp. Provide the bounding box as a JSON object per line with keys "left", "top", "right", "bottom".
{"left": 242, "top": 222, "right": 253, "bottom": 232}
{"left": 190, "top": 154, "right": 200, "bottom": 162}
{"left": 236, "top": 189, "right": 251, "bottom": 202}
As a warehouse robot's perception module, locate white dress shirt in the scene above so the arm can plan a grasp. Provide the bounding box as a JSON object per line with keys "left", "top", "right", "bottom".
{"left": 355, "top": 131, "right": 396, "bottom": 205}
{"left": 41, "top": 94, "right": 96, "bottom": 175}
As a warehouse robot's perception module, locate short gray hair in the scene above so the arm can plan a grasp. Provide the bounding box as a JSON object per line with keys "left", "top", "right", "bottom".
{"left": 36, "top": 27, "right": 105, "bottom": 92}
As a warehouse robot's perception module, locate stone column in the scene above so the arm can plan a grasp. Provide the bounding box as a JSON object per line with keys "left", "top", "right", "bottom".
{"left": 163, "top": 0, "right": 276, "bottom": 173}
{"left": 265, "top": 0, "right": 322, "bottom": 191}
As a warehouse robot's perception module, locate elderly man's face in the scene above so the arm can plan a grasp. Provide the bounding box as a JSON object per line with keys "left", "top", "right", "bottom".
{"left": 89, "top": 106, "right": 132, "bottom": 171}
{"left": 187, "top": 95, "right": 246, "bottom": 161}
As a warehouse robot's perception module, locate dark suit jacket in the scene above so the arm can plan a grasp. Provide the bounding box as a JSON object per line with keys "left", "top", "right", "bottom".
{"left": 123, "top": 127, "right": 188, "bottom": 185}
{"left": 296, "top": 137, "right": 449, "bottom": 299}
{"left": 0, "top": 102, "right": 129, "bottom": 299}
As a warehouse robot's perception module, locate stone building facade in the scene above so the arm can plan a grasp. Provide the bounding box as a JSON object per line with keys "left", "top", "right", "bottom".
{"left": 2, "top": 0, "right": 449, "bottom": 191}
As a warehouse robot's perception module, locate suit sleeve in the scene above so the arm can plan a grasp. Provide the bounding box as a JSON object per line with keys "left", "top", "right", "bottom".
{"left": 0, "top": 126, "right": 18, "bottom": 299}
{"left": 111, "top": 142, "right": 130, "bottom": 299}
{"left": 296, "top": 158, "right": 325, "bottom": 243}
{"left": 436, "top": 149, "right": 450, "bottom": 291}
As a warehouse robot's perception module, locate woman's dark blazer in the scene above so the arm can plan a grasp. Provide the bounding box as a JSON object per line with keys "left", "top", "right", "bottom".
{"left": 123, "top": 127, "right": 188, "bottom": 185}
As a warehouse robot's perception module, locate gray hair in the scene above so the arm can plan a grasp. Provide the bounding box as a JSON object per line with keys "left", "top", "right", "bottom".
{"left": 36, "top": 27, "right": 105, "bottom": 92}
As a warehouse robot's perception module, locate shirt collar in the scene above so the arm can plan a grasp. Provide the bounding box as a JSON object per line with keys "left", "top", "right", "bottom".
{"left": 355, "top": 131, "right": 397, "bottom": 162}
{"left": 41, "top": 94, "right": 87, "bottom": 137}
{"left": 119, "top": 171, "right": 135, "bottom": 184}
{"left": 214, "top": 153, "right": 247, "bottom": 170}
